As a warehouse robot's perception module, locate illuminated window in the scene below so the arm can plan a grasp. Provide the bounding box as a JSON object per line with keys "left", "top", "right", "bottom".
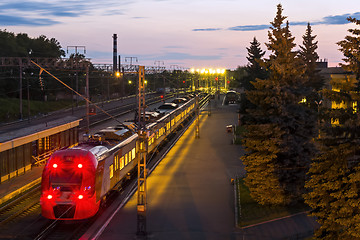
{"left": 331, "top": 118, "right": 340, "bottom": 126}
{"left": 109, "top": 164, "right": 113, "bottom": 179}
{"left": 132, "top": 148, "right": 136, "bottom": 160}
{"left": 353, "top": 101, "right": 357, "bottom": 113}
{"left": 120, "top": 157, "right": 124, "bottom": 169}
{"left": 114, "top": 155, "right": 118, "bottom": 170}
{"left": 125, "top": 153, "right": 128, "bottom": 165}
{"left": 129, "top": 151, "right": 132, "bottom": 162}
{"left": 148, "top": 138, "right": 152, "bottom": 146}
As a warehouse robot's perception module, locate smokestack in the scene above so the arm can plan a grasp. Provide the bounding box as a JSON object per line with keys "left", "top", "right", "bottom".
{"left": 113, "top": 34, "right": 117, "bottom": 72}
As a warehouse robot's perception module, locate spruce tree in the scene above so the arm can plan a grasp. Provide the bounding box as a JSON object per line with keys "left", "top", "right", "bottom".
{"left": 338, "top": 17, "right": 360, "bottom": 81}
{"left": 305, "top": 17, "right": 360, "bottom": 239}
{"left": 298, "top": 23, "right": 323, "bottom": 91}
{"left": 244, "top": 37, "right": 267, "bottom": 90}
{"left": 239, "top": 37, "right": 267, "bottom": 122}
{"left": 241, "top": 4, "right": 316, "bottom": 205}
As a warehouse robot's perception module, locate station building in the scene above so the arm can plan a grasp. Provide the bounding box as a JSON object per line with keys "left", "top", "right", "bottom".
{"left": 0, "top": 116, "right": 81, "bottom": 183}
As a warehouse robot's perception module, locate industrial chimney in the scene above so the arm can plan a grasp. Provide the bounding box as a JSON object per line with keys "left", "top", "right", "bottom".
{"left": 113, "top": 34, "right": 117, "bottom": 72}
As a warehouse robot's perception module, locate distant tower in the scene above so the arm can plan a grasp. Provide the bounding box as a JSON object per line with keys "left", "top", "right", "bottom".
{"left": 113, "top": 34, "right": 117, "bottom": 72}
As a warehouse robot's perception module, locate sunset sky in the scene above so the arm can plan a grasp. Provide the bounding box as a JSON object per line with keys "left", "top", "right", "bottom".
{"left": 1, "top": 0, "right": 360, "bottom": 69}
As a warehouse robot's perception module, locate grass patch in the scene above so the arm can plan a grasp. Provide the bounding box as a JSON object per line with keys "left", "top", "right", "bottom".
{"left": 0, "top": 98, "right": 78, "bottom": 123}
{"left": 235, "top": 178, "right": 310, "bottom": 227}
{"left": 233, "top": 125, "right": 246, "bottom": 145}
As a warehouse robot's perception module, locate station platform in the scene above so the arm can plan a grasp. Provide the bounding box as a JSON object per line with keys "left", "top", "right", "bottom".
{"left": 83, "top": 98, "right": 246, "bottom": 239}
{"left": 0, "top": 165, "right": 43, "bottom": 206}
{"left": 83, "top": 97, "right": 318, "bottom": 240}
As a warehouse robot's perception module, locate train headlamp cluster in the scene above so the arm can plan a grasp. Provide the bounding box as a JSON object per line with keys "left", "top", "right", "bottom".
{"left": 51, "top": 162, "right": 84, "bottom": 169}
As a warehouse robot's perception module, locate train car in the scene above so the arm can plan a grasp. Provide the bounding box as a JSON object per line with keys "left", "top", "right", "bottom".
{"left": 224, "top": 90, "right": 238, "bottom": 105}
{"left": 40, "top": 97, "right": 197, "bottom": 220}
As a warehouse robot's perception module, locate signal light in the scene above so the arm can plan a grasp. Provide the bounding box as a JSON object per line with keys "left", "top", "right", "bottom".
{"left": 183, "top": 80, "right": 185, "bottom": 83}
{"left": 47, "top": 194, "right": 53, "bottom": 200}
{"left": 161, "top": 95, "right": 164, "bottom": 99}
{"left": 78, "top": 163, "right": 83, "bottom": 169}
{"left": 52, "top": 163, "right": 58, "bottom": 169}
{"left": 78, "top": 195, "right": 84, "bottom": 200}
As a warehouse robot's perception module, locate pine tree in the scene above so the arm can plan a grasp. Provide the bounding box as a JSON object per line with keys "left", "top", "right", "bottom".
{"left": 305, "top": 17, "right": 360, "bottom": 239}
{"left": 241, "top": 4, "right": 316, "bottom": 205}
{"left": 338, "top": 17, "right": 360, "bottom": 81}
{"left": 239, "top": 37, "right": 267, "bottom": 121}
{"left": 298, "top": 23, "right": 323, "bottom": 90}
{"left": 245, "top": 37, "right": 267, "bottom": 90}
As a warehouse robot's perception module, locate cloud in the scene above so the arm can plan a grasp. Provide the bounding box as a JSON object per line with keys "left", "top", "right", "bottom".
{"left": 163, "top": 45, "right": 184, "bottom": 49}
{"left": 0, "top": 0, "right": 131, "bottom": 26}
{"left": 226, "top": 12, "right": 360, "bottom": 32}
{"left": 0, "top": 2, "right": 87, "bottom": 17}
{"left": 142, "top": 52, "right": 222, "bottom": 61}
{"left": 0, "top": 14, "right": 60, "bottom": 26}
{"left": 228, "top": 25, "right": 270, "bottom": 31}
{"left": 192, "top": 28, "right": 222, "bottom": 32}
{"left": 315, "top": 12, "right": 360, "bottom": 25}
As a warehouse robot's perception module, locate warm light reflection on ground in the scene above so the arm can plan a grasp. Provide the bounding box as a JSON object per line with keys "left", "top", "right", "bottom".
{"left": 138, "top": 113, "right": 208, "bottom": 207}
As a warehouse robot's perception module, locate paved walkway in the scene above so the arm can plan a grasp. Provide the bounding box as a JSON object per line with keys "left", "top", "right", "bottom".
{"left": 94, "top": 98, "right": 318, "bottom": 240}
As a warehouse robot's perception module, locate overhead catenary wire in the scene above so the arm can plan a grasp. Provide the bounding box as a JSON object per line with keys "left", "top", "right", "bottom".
{"left": 30, "top": 60, "right": 128, "bottom": 129}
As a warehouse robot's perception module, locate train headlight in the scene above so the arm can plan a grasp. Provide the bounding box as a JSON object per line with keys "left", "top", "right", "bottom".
{"left": 47, "top": 194, "right": 53, "bottom": 200}
{"left": 78, "top": 163, "right": 83, "bottom": 169}
{"left": 52, "top": 163, "right": 58, "bottom": 169}
{"left": 78, "top": 195, "right": 84, "bottom": 200}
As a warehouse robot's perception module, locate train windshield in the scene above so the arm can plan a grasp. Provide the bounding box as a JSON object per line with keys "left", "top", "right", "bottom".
{"left": 50, "top": 172, "right": 82, "bottom": 190}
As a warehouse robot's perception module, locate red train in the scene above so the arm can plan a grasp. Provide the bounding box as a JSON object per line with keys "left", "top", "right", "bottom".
{"left": 40, "top": 98, "right": 196, "bottom": 220}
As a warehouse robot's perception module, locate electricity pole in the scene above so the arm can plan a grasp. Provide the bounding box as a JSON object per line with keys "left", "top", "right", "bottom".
{"left": 154, "top": 60, "right": 164, "bottom": 91}
{"left": 67, "top": 46, "right": 86, "bottom": 107}
{"left": 125, "top": 56, "right": 138, "bottom": 66}
{"left": 137, "top": 66, "right": 147, "bottom": 237}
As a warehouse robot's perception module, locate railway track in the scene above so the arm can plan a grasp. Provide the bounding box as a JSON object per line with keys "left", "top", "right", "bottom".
{"left": 82, "top": 93, "right": 174, "bottom": 130}
{"left": 0, "top": 94, "right": 208, "bottom": 239}
{"left": 34, "top": 218, "right": 95, "bottom": 240}
{"left": 0, "top": 185, "right": 41, "bottom": 226}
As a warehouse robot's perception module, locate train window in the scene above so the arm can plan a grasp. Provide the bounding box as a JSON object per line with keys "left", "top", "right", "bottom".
{"left": 114, "top": 155, "right": 118, "bottom": 170}
{"left": 120, "top": 157, "right": 124, "bottom": 170}
{"left": 125, "top": 153, "right": 128, "bottom": 165}
{"left": 132, "top": 148, "right": 136, "bottom": 160}
{"left": 109, "top": 164, "right": 113, "bottom": 179}
{"left": 129, "top": 151, "right": 132, "bottom": 162}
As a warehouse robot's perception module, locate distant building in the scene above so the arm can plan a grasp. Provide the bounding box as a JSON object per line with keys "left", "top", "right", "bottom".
{"left": 316, "top": 59, "right": 328, "bottom": 69}
{"left": 317, "top": 61, "right": 356, "bottom": 126}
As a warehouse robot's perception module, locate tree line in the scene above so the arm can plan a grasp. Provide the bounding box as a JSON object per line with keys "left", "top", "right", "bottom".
{"left": 239, "top": 4, "right": 360, "bottom": 239}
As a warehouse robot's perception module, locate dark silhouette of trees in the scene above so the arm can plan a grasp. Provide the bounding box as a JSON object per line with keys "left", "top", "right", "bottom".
{"left": 239, "top": 37, "right": 267, "bottom": 122}
{"left": 305, "top": 17, "right": 360, "bottom": 239}
{"left": 241, "top": 4, "right": 316, "bottom": 205}
{"left": 0, "top": 30, "right": 65, "bottom": 58}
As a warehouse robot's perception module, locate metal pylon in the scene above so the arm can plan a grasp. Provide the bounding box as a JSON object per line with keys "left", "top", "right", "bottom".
{"left": 137, "top": 66, "right": 147, "bottom": 237}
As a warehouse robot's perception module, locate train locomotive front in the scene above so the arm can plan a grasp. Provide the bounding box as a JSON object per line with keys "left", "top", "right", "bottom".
{"left": 40, "top": 147, "right": 99, "bottom": 220}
